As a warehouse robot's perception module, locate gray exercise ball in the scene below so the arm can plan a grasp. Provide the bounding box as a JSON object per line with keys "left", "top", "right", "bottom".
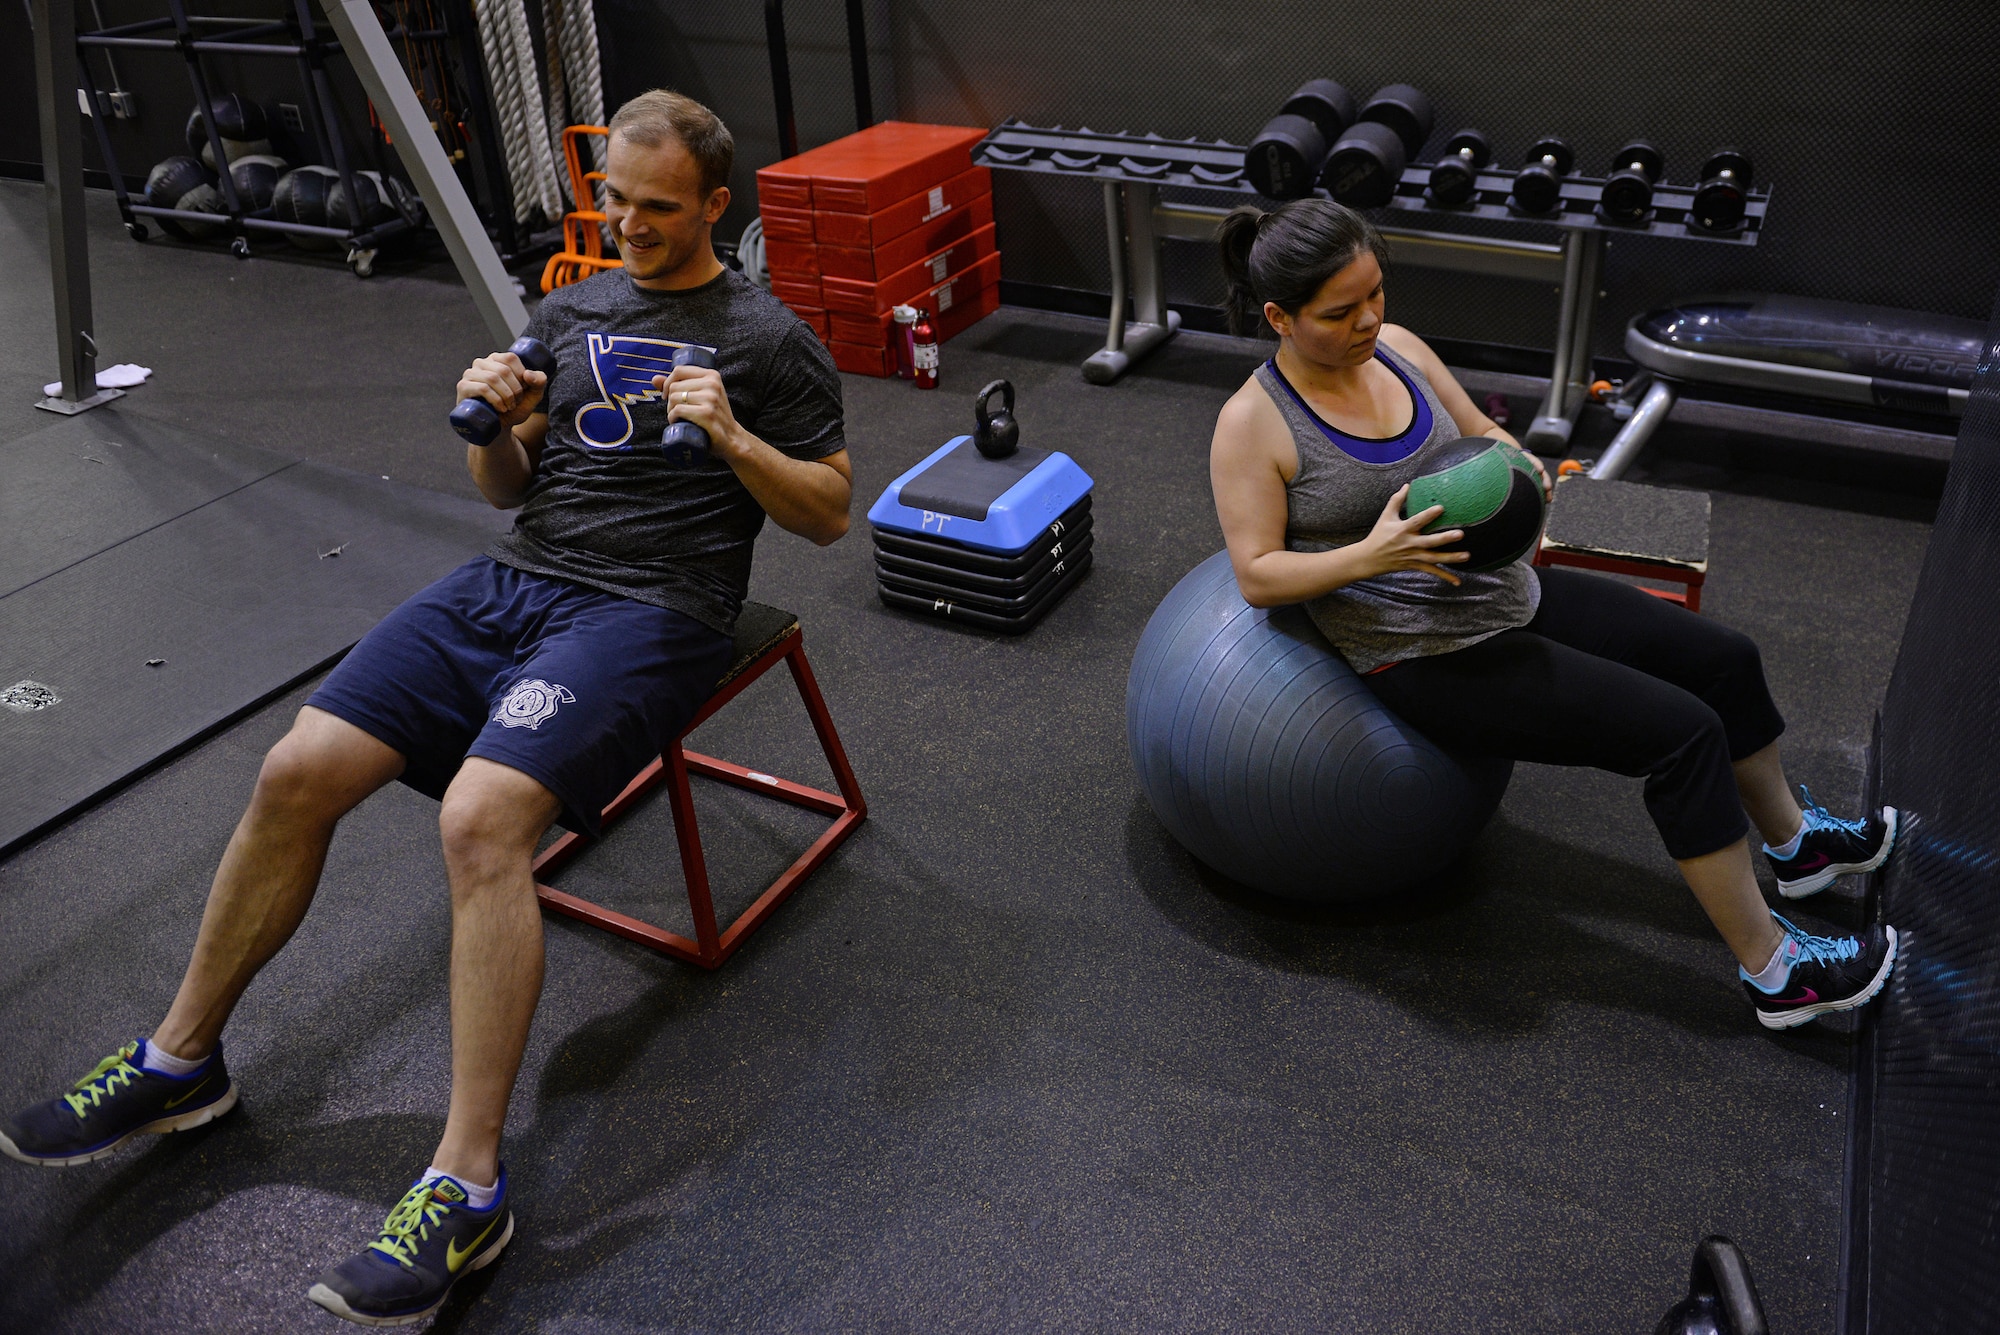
{"left": 1127, "top": 551, "right": 1512, "bottom": 902}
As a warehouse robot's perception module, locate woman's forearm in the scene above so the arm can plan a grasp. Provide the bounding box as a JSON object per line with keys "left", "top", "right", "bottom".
{"left": 1234, "top": 543, "right": 1381, "bottom": 608}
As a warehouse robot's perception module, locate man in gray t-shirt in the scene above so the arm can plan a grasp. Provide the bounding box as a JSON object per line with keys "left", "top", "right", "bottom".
{"left": 488, "top": 256, "right": 846, "bottom": 635}
{"left": 0, "top": 92, "right": 851, "bottom": 1330}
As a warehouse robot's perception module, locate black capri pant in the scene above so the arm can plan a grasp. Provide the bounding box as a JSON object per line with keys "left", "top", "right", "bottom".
{"left": 1364, "top": 567, "right": 1785, "bottom": 860}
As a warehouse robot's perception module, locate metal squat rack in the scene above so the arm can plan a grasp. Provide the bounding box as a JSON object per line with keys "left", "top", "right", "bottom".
{"left": 974, "top": 121, "right": 1769, "bottom": 452}
{"left": 76, "top": 0, "right": 420, "bottom": 276}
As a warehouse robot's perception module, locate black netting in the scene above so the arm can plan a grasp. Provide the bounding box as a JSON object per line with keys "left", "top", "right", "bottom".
{"left": 883, "top": 0, "right": 2000, "bottom": 354}
{"left": 1848, "top": 284, "right": 2000, "bottom": 1330}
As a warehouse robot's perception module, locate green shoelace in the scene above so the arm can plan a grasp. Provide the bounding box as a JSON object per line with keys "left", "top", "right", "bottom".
{"left": 63, "top": 1041, "right": 143, "bottom": 1119}
{"left": 368, "top": 1181, "right": 457, "bottom": 1268}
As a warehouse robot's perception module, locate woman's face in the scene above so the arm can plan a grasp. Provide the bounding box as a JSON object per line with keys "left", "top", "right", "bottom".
{"left": 1264, "top": 251, "right": 1385, "bottom": 369}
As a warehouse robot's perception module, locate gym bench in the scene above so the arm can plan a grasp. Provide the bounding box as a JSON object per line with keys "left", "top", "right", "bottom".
{"left": 532, "top": 603, "right": 866, "bottom": 969}
{"left": 1534, "top": 474, "right": 1709, "bottom": 611}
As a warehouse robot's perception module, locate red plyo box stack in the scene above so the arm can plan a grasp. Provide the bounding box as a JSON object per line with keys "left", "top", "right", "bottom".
{"left": 756, "top": 122, "right": 998, "bottom": 377}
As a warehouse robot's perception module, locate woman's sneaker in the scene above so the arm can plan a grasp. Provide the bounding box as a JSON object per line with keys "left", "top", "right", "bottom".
{"left": 0, "top": 1040, "right": 236, "bottom": 1167}
{"left": 1764, "top": 786, "right": 1900, "bottom": 899}
{"left": 308, "top": 1166, "right": 514, "bottom": 1326}
{"left": 1742, "top": 916, "right": 1898, "bottom": 1030}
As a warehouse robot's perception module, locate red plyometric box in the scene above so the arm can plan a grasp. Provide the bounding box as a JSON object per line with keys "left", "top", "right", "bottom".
{"left": 831, "top": 340, "right": 897, "bottom": 376}
{"left": 821, "top": 224, "right": 998, "bottom": 315}
{"left": 755, "top": 161, "right": 814, "bottom": 212}
{"left": 775, "top": 122, "right": 986, "bottom": 216}
{"left": 785, "top": 304, "right": 830, "bottom": 343}
{"left": 828, "top": 264, "right": 1001, "bottom": 347}
{"left": 814, "top": 167, "right": 990, "bottom": 250}
{"left": 771, "top": 271, "right": 821, "bottom": 307}
{"left": 819, "top": 195, "right": 997, "bottom": 282}
{"left": 759, "top": 204, "right": 815, "bottom": 245}
{"left": 764, "top": 237, "right": 817, "bottom": 275}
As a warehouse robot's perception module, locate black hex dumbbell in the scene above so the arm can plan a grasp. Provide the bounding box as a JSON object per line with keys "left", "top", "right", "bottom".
{"left": 1321, "top": 83, "right": 1434, "bottom": 209}
{"left": 1511, "top": 137, "right": 1574, "bottom": 215}
{"left": 1598, "top": 141, "right": 1665, "bottom": 225}
{"left": 1689, "top": 150, "right": 1754, "bottom": 232}
{"left": 1245, "top": 79, "right": 1354, "bottom": 201}
{"left": 450, "top": 336, "right": 556, "bottom": 446}
{"left": 1426, "top": 129, "right": 1492, "bottom": 208}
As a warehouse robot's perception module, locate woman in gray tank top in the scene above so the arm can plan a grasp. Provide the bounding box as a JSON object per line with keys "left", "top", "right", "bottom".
{"left": 1207, "top": 198, "right": 1898, "bottom": 1030}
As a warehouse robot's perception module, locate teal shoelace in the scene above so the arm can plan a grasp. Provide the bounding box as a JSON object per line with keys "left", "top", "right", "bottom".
{"left": 1798, "top": 785, "right": 1869, "bottom": 837}
{"left": 1774, "top": 913, "right": 1861, "bottom": 965}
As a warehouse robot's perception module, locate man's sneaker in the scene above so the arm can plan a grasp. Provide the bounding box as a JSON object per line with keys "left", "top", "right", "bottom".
{"left": 0, "top": 1040, "right": 236, "bottom": 1167}
{"left": 1742, "top": 916, "right": 1899, "bottom": 1030}
{"left": 308, "top": 1166, "right": 514, "bottom": 1327}
{"left": 1765, "top": 786, "right": 1900, "bottom": 899}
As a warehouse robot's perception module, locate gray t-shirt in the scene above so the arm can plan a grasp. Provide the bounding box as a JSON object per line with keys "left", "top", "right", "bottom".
{"left": 486, "top": 266, "right": 845, "bottom": 634}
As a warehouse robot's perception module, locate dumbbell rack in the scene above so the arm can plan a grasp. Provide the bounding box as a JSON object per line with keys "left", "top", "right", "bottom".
{"left": 73, "top": 0, "right": 423, "bottom": 276}
{"left": 974, "top": 120, "right": 1770, "bottom": 451}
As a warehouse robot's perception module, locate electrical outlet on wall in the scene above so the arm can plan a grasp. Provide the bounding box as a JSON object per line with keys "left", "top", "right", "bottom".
{"left": 279, "top": 103, "right": 306, "bottom": 133}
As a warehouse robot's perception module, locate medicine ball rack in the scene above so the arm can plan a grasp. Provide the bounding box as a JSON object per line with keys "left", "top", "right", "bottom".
{"left": 72, "top": 0, "right": 432, "bottom": 276}
{"left": 974, "top": 120, "right": 1770, "bottom": 451}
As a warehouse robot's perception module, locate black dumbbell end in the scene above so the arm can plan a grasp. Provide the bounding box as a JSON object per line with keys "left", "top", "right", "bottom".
{"left": 1444, "top": 128, "right": 1493, "bottom": 167}
{"left": 1280, "top": 79, "right": 1355, "bottom": 140}
{"left": 1323, "top": 120, "right": 1408, "bottom": 208}
{"left": 1700, "top": 148, "right": 1754, "bottom": 188}
{"left": 1246, "top": 114, "right": 1330, "bottom": 200}
{"left": 1358, "top": 83, "right": 1435, "bottom": 157}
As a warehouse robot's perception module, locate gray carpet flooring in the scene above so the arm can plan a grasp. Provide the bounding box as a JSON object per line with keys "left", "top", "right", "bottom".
{"left": 0, "top": 179, "right": 1941, "bottom": 1333}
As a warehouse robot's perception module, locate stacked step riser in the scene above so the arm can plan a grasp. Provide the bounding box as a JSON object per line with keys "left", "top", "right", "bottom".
{"left": 756, "top": 124, "right": 998, "bottom": 376}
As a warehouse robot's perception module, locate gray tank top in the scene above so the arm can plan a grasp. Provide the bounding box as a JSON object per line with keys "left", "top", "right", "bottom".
{"left": 1258, "top": 344, "right": 1539, "bottom": 673}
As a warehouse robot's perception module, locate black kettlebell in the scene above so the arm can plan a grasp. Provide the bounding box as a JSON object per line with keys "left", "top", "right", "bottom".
{"left": 660, "top": 345, "right": 718, "bottom": 466}
{"left": 1652, "top": 1236, "right": 1768, "bottom": 1335}
{"left": 973, "top": 379, "right": 1019, "bottom": 459}
{"left": 450, "top": 336, "right": 556, "bottom": 446}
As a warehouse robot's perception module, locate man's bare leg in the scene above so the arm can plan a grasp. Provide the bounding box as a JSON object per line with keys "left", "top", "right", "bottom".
{"left": 151, "top": 707, "right": 406, "bottom": 1061}
{"left": 428, "top": 758, "right": 561, "bottom": 1187}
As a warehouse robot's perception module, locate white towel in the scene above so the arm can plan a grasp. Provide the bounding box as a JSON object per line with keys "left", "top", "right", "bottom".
{"left": 43, "top": 363, "right": 152, "bottom": 396}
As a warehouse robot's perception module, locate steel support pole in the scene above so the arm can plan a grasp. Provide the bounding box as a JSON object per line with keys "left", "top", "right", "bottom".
{"left": 764, "top": 0, "right": 798, "bottom": 160}
{"left": 321, "top": 0, "right": 528, "bottom": 343}
{"left": 844, "top": 0, "right": 872, "bottom": 130}
{"left": 32, "top": 0, "right": 120, "bottom": 414}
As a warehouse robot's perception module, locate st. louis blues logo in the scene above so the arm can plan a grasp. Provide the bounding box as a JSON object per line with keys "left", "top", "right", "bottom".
{"left": 574, "top": 333, "right": 714, "bottom": 451}
{"left": 494, "top": 678, "right": 574, "bottom": 730}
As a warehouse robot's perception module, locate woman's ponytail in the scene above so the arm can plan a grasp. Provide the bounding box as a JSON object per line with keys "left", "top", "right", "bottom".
{"left": 1218, "top": 205, "right": 1266, "bottom": 336}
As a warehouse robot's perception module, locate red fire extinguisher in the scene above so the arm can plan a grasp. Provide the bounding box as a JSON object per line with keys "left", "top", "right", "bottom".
{"left": 911, "top": 307, "right": 939, "bottom": 390}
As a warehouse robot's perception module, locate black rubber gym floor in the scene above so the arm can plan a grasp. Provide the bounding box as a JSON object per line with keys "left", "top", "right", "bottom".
{"left": 0, "top": 180, "right": 1942, "bottom": 1332}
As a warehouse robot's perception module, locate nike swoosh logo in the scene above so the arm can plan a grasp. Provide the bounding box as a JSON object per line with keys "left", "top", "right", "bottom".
{"left": 162, "top": 1077, "right": 211, "bottom": 1109}
{"left": 447, "top": 1214, "right": 502, "bottom": 1272}
{"left": 1770, "top": 988, "right": 1821, "bottom": 1006}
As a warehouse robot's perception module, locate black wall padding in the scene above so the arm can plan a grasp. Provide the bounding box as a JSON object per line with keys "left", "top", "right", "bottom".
{"left": 1845, "top": 284, "right": 2000, "bottom": 1331}
{"left": 885, "top": 0, "right": 2000, "bottom": 353}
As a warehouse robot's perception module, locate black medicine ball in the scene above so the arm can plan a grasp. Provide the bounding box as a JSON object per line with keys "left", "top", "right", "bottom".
{"left": 145, "top": 154, "right": 225, "bottom": 241}
{"left": 228, "top": 154, "right": 289, "bottom": 212}
{"left": 272, "top": 165, "right": 341, "bottom": 250}
{"left": 326, "top": 170, "right": 399, "bottom": 230}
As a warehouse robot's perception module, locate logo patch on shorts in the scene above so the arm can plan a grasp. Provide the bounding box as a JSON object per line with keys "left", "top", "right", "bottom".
{"left": 494, "top": 679, "right": 576, "bottom": 730}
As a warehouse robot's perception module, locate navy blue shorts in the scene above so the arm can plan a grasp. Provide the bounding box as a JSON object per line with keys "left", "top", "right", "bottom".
{"left": 307, "top": 557, "right": 733, "bottom": 837}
